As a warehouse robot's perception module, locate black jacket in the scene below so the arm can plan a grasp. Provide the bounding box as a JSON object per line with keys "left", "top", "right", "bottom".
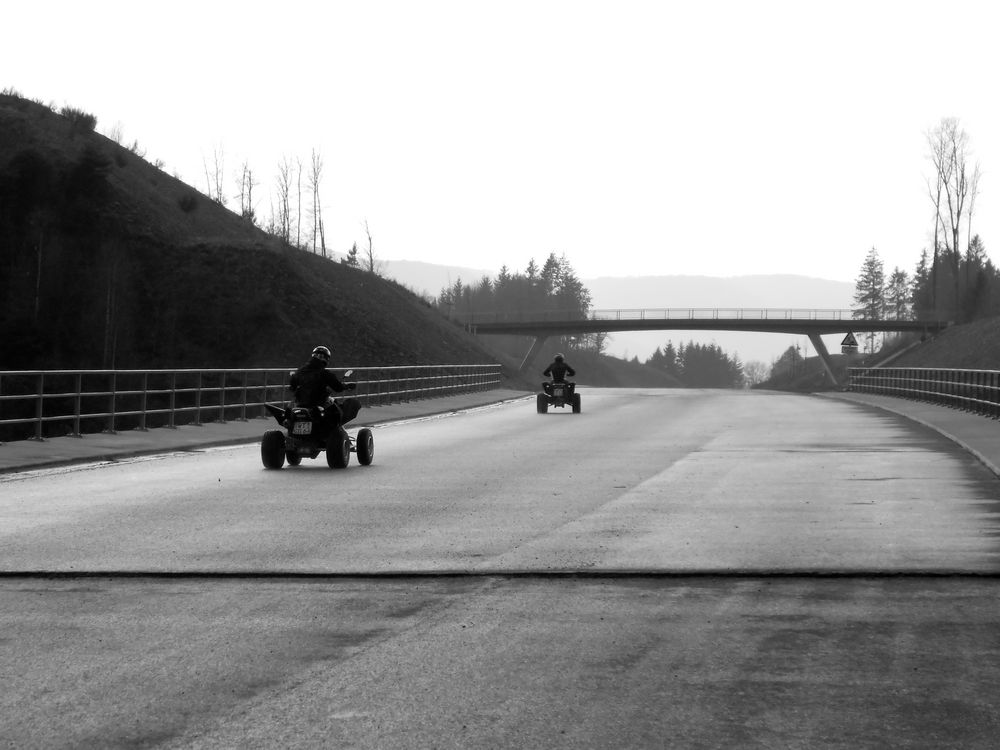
{"left": 289, "top": 359, "right": 348, "bottom": 407}
{"left": 543, "top": 360, "right": 576, "bottom": 382}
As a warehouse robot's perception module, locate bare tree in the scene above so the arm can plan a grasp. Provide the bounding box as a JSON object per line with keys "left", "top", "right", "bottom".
{"left": 202, "top": 144, "right": 227, "bottom": 206}
{"left": 295, "top": 156, "right": 303, "bottom": 249}
{"left": 273, "top": 157, "right": 293, "bottom": 244}
{"left": 308, "top": 149, "right": 324, "bottom": 256}
{"left": 106, "top": 121, "right": 124, "bottom": 144}
{"left": 743, "top": 360, "right": 770, "bottom": 388}
{"left": 362, "top": 219, "right": 383, "bottom": 275}
{"left": 927, "top": 118, "right": 981, "bottom": 318}
{"left": 235, "top": 161, "right": 259, "bottom": 225}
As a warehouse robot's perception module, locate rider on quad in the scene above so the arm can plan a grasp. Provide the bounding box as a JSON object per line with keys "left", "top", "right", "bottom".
{"left": 542, "top": 353, "right": 576, "bottom": 395}
{"left": 290, "top": 345, "right": 361, "bottom": 429}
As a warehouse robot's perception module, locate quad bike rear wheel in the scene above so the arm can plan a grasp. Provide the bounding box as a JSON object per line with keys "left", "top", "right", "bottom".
{"left": 536, "top": 394, "right": 548, "bottom": 413}
{"left": 261, "top": 430, "right": 286, "bottom": 469}
{"left": 356, "top": 428, "right": 375, "bottom": 465}
{"left": 572, "top": 393, "right": 582, "bottom": 414}
{"left": 327, "top": 428, "right": 351, "bottom": 469}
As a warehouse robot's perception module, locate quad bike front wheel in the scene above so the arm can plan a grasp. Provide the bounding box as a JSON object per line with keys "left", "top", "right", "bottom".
{"left": 356, "top": 428, "right": 375, "bottom": 465}
{"left": 327, "top": 428, "right": 351, "bottom": 469}
{"left": 261, "top": 430, "right": 286, "bottom": 469}
{"left": 285, "top": 451, "right": 302, "bottom": 466}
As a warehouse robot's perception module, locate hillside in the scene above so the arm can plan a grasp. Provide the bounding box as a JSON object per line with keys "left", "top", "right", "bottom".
{"left": 885, "top": 317, "right": 1000, "bottom": 370}
{"left": 0, "top": 95, "right": 515, "bottom": 373}
{"left": 760, "top": 316, "right": 1000, "bottom": 393}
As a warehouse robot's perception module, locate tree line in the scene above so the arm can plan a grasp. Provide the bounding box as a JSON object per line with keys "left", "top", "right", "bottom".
{"left": 853, "top": 118, "right": 999, "bottom": 349}
{"left": 433, "top": 253, "right": 605, "bottom": 354}
{"left": 645, "top": 341, "right": 744, "bottom": 388}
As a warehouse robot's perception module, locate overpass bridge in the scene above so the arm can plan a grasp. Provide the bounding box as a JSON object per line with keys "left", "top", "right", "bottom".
{"left": 456, "top": 308, "right": 952, "bottom": 385}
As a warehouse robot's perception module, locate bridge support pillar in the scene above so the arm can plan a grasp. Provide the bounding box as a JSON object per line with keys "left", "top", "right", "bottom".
{"left": 808, "top": 333, "right": 839, "bottom": 387}
{"left": 519, "top": 335, "right": 549, "bottom": 373}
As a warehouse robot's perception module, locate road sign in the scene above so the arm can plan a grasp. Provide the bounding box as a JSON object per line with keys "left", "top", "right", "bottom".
{"left": 841, "top": 332, "right": 858, "bottom": 347}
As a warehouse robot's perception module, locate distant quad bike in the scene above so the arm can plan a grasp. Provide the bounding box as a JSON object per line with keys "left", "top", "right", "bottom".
{"left": 537, "top": 381, "right": 581, "bottom": 414}
{"left": 260, "top": 370, "right": 374, "bottom": 469}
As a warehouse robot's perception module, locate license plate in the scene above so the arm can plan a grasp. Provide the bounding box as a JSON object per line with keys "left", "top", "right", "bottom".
{"left": 553, "top": 387, "right": 564, "bottom": 396}
{"left": 292, "top": 422, "right": 312, "bottom": 435}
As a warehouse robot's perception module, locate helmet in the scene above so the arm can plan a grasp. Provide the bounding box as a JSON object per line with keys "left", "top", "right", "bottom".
{"left": 311, "top": 345, "right": 331, "bottom": 364}
{"left": 554, "top": 353, "right": 564, "bottom": 362}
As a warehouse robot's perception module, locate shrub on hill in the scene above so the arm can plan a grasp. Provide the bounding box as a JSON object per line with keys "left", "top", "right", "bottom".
{"left": 58, "top": 106, "right": 97, "bottom": 134}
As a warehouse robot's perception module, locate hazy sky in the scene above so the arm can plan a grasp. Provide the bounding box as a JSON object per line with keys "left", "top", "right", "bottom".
{"left": 4, "top": 0, "right": 999, "bottom": 284}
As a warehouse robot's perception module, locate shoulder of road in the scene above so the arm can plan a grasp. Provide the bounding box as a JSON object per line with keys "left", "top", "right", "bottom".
{"left": 2, "top": 388, "right": 999, "bottom": 479}
{"left": 819, "top": 391, "right": 1000, "bottom": 479}
{"left": 0, "top": 389, "right": 532, "bottom": 474}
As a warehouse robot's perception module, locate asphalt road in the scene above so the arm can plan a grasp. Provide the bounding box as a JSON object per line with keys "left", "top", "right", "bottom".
{"left": 3, "top": 388, "right": 1000, "bottom": 748}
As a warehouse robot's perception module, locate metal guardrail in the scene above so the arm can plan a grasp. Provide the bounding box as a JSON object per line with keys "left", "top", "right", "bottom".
{"left": 0, "top": 365, "right": 503, "bottom": 443}
{"left": 847, "top": 367, "right": 1000, "bottom": 420}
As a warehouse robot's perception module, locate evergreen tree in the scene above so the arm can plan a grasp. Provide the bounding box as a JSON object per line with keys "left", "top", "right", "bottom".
{"left": 646, "top": 339, "right": 740, "bottom": 387}
{"left": 885, "top": 267, "right": 910, "bottom": 320}
{"left": 771, "top": 345, "right": 804, "bottom": 380}
{"left": 911, "top": 248, "right": 934, "bottom": 318}
{"left": 853, "top": 247, "right": 886, "bottom": 320}
{"left": 853, "top": 247, "right": 885, "bottom": 352}
{"left": 340, "top": 242, "right": 360, "bottom": 267}
{"left": 662, "top": 342, "right": 680, "bottom": 380}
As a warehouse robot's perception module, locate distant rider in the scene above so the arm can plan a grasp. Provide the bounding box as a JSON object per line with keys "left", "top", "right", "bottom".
{"left": 289, "top": 345, "right": 361, "bottom": 428}
{"left": 542, "top": 352, "right": 576, "bottom": 395}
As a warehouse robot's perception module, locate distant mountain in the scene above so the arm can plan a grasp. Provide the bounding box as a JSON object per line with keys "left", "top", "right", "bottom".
{"left": 381, "top": 259, "right": 492, "bottom": 298}
{"left": 380, "top": 261, "right": 856, "bottom": 365}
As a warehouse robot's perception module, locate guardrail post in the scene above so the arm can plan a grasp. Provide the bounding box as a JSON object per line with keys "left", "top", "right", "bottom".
{"left": 72, "top": 373, "right": 83, "bottom": 437}
{"left": 239, "top": 371, "right": 248, "bottom": 421}
{"left": 33, "top": 372, "right": 44, "bottom": 441}
{"left": 218, "top": 371, "right": 228, "bottom": 424}
{"left": 139, "top": 372, "right": 149, "bottom": 431}
{"left": 194, "top": 371, "right": 203, "bottom": 426}
{"left": 105, "top": 372, "right": 118, "bottom": 434}
{"left": 168, "top": 371, "right": 177, "bottom": 429}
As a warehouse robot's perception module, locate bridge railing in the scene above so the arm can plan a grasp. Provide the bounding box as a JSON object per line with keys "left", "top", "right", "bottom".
{"left": 457, "top": 308, "right": 861, "bottom": 324}
{"left": 0, "top": 364, "right": 503, "bottom": 443}
{"left": 847, "top": 367, "right": 1000, "bottom": 420}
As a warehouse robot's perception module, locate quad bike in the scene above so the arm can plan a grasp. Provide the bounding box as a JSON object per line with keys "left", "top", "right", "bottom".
{"left": 537, "top": 381, "right": 581, "bottom": 414}
{"left": 260, "top": 370, "right": 374, "bottom": 469}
